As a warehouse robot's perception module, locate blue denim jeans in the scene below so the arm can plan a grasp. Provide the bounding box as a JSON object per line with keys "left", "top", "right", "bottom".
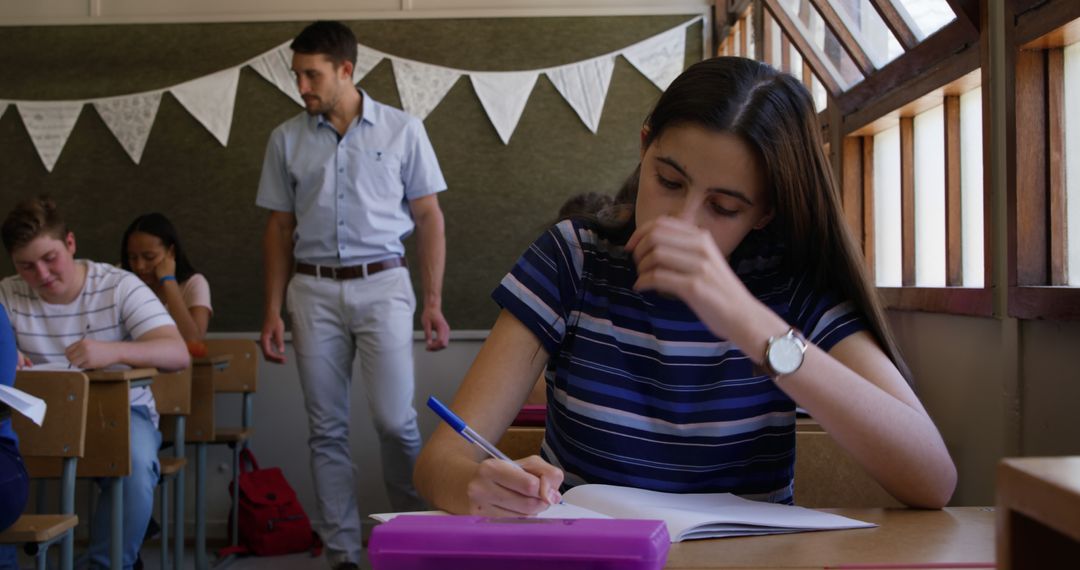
{"left": 87, "top": 406, "right": 161, "bottom": 570}
{"left": 0, "top": 435, "right": 28, "bottom": 570}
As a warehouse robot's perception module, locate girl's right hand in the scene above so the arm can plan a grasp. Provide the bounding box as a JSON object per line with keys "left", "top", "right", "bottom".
{"left": 465, "top": 455, "right": 564, "bottom": 517}
{"left": 16, "top": 350, "right": 32, "bottom": 369}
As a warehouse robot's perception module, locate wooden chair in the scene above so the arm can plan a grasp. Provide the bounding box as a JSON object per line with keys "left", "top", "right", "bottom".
{"left": 151, "top": 367, "right": 192, "bottom": 570}
{"left": 204, "top": 339, "right": 258, "bottom": 556}
{"left": 0, "top": 371, "right": 89, "bottom": 570}
{"left": 793, "top": 426, "right": 902, "bottom": 508}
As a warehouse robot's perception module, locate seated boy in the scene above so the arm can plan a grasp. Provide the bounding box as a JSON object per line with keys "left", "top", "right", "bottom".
{"left": 0, "top": 195, "right": 188, "bottom": 570}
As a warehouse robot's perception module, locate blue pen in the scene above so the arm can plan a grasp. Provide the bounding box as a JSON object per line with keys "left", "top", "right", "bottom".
{"left": 427, "top": 395, "right": 521, "bottom": 468}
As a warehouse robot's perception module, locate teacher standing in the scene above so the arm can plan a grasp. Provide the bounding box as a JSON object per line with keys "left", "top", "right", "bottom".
{"left": 256, "top": 20, "right": 450, "bottom": 570}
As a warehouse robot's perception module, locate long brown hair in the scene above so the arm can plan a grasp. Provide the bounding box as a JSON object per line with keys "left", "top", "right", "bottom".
{"left": 583, "top": 57, "right": 911, "bottom": 383}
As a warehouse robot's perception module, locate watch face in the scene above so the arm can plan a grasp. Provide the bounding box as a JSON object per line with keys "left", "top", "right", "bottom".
{"left": 768, "top": 336, "right": 804, "bottom": 375}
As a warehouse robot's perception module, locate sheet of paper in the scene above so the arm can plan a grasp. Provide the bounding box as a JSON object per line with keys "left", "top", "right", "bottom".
{"left": 0, "top": 384, "right": 47, "bottom": 426}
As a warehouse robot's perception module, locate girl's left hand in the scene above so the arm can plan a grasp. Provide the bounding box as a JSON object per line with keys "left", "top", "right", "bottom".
{"left": 154, "top": 252, "right": 177, "bottom": 282}
{"left": 625, "top": 216, "right": 753, "bottom": 340}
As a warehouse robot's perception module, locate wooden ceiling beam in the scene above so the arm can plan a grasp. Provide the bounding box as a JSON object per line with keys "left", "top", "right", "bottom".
{"left": 868, "top": 0, "right": 920, "bottom": 50}
{"left": 837, "top": 18, "right": 978, "bottom": 129}
{"left": 943, "top": 0, "right": 980, "bottom": 34}
{"left": 808, "top": 0, "right": 876, "bottom": 76}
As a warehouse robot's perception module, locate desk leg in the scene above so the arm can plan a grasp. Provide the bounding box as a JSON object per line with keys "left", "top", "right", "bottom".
{"left": 110, "top": 477, "right": 123, "bottom": 570}
{"left": 175, "top": 416, "right": 187, "bottom": 570}
{"left": 61, "top": 457, "right": 77, "bottom": 570}
{"left": 196, "top": 442, "right": 207, "bottom": 570}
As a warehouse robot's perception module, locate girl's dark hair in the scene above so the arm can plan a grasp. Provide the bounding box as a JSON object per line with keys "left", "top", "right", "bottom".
{"left": 567, "top": 56, "right": 911, "bottom": 383}
{"left": 120, "top": 213, "right": 198, "bottom": 282}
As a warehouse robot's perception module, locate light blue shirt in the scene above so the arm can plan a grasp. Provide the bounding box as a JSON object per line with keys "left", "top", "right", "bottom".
{"left": 256, "top": 90, "right": 447, "bottom": 266}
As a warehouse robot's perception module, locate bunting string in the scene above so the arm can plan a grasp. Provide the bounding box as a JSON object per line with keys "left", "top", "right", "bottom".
{"left": 0, "top": 17, "right": 700, "bottom": 172}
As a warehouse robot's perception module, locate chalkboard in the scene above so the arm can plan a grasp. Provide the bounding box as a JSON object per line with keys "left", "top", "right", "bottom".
{"left": 0, "top": 16, "right": 703, "bottom": 331}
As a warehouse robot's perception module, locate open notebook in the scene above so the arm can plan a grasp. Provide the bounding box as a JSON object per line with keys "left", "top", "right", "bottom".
{"left": 373, "top": 483, "right": 875, "bottom": 542}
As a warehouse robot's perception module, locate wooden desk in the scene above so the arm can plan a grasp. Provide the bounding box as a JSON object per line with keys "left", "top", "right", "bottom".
{"left": 665, "top": 507, "right": 995, "bottom": 569}
{"left": 997, "top": 457, "right": 1080, "bottom": 569}
{"left": 18, "top": 367, "right": 156, "bottom": 570}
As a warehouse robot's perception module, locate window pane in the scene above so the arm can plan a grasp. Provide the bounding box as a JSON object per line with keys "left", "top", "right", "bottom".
{"left": 769, "top": 19, "right": 784, "bottom": 70}
{"left": 812, "top": 73, "right": 828, "bottom": 112}
{"left": 914, "top": 105, "right": 946, "bottom": 286}
{"left": 790, "top": 41, "right": 804, "bottom": 78}
{"left": 960, "top": 87, "right": 984, "bottom": 287}
{"left": 733, "top": 22, "right": 742, "bottom": 57}
{"left": 745, "top": 8, "right": 756, "bottom": 60}
{"left": 826, "top": 0, "right": 904, "bottom": 68}
{"left": 1066, "top": 42, "right": 1080, "bottom": 286}
{"left": 893, "top": 0, "right": 955, "bottom": 39}
{"left": 778, "top": 0, "right": 863, "bottom": 89}
{"left": 874, "top": 126, "right": 902, "bottom": 286}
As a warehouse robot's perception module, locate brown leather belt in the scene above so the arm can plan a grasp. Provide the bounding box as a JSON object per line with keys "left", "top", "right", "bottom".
{"left": 295, "top": 257, "right": 406, "bottom": 280}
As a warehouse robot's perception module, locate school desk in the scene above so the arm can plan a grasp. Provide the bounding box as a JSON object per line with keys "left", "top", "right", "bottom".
{"left": 182, "top": 355, "right": 231, "bottom": 570}
{"left": 997, "top": 456, "right": 1080, "bottom": 569}
{"left": 20, "top": 367, "right": 156, "bottom": 570}
{"left": 663, "top": 506, "right": 995, "bottom": 569}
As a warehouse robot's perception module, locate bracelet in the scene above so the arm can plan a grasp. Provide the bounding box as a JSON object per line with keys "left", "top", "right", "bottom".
{"left": 159, "top": 275, "right": 177, "bottom": 285}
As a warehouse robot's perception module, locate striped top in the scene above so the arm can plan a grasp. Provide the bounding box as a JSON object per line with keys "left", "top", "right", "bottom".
{"left": 0, "top": 260, "right": 176, "bottom": 428}
{"left": 492, "top": 220, "right": 866, "bottom": 504}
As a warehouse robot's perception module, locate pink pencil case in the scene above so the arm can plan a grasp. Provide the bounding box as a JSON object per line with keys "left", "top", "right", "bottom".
{"left": 369, "top": 515, "right": 670, "bottom": 570}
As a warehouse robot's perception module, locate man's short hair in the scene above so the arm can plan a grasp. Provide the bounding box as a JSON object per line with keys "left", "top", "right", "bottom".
{"left": 2, "top": 195, "right": 68, "bottom": 254}
{"left": 290, "top": 20, "right": 358, "bottom": 68}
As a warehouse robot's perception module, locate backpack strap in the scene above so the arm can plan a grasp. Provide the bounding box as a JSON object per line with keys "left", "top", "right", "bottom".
{"left": 239, "top": 448, "right": 260, "bottom": 473}
{"left": 217, "top": 544, "right": 250, "bottom": 558}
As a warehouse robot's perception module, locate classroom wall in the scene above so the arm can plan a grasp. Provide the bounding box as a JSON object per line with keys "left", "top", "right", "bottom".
{"left": 0, "top": 0, "right": 711, "bottom": 25}
{"left": 0, "top": 15, "right": 704, "bottom": 332}
{"left": 888, "top": 311, "right": 1080, "bottom": 507}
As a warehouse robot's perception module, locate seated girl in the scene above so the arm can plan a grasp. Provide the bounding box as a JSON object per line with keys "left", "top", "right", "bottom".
{"left": 121, "top": 213, "right": 212, "bottom": 343}
{"left": 414, "top": 56, "right": 956, "bottom": 516}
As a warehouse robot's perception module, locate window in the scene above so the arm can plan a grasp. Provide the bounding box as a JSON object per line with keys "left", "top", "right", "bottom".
{"left": 914, "top": 105, "right": 946, "bottom": 286}
{"left": 874, "top": 126, "right": 902, "bottom": 287}
{"left": 960, "top": 87, "right": 984, "bottom": 287}
{"left": 1065, "top": 41, "right": 1080, "bottom": 285}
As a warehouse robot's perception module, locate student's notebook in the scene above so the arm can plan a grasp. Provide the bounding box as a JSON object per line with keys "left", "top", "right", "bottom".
{"left": 372, "top": 483, "right": 876, "bottom": 542}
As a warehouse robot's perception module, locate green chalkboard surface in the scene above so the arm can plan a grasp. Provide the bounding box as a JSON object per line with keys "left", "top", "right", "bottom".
{"left": 0, "top": 16, "right": 703, "bottom": 331}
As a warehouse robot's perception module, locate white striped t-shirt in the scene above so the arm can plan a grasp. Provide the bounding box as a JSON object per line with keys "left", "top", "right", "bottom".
{"left": 0, "top": 260, "right": 177, "bottom": 427}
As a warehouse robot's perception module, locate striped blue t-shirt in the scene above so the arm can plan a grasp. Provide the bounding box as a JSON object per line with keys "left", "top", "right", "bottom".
{"left": 492, "top": 220, "right": 866, "bottom": 504}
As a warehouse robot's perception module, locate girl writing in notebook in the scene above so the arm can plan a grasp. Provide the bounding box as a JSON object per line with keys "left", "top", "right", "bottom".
{"left": 121, "top": 213, "right": 213, "bottom": 344}
{"left": 414, "top": 57, "right": 956, "bottom": 515}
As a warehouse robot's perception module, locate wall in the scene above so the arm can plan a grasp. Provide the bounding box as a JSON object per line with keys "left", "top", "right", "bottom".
{"left": 0, "top": 0, "right": 711, "bottom": 25}
{"left": 0, "top": 15, "right": 704, "bottom": 331}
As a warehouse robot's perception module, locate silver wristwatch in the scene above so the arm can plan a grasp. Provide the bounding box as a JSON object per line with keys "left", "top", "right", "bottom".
{"left": 763, "top": 328, "right": 808, "bottom": 379}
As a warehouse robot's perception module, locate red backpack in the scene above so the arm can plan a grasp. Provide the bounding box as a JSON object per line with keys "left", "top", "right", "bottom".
{"left": 219, "top": 448, "right": 322, "bottom": 557}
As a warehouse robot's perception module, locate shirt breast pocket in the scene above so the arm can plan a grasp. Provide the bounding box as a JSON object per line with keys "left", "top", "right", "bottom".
{"left": 355, "top": 149, "right": 404, "bottom": 201}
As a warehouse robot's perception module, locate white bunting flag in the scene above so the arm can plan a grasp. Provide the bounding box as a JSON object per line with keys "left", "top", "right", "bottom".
{"left": 547, "top": 55, "right": 616, "bottom": 133}
{"left": 171, "top": 67, "right": 240, "bottom": 146}
{"left": 471, "top": 71, "right": 539, "bottom": 145}
{"left": 0, "top": 101, "right": 7, "bottom": 120}
{"left": 93, "top": 91, "right": 162, "bottom": 164}
{"left": 623, "top": 25, "right": 687, "bottom": 91}
{"left": 392, "top": 59, "right": 462, "bottom": 120}
{"left": 250, "top": 42, "right": 303, "bottom": 107}
{"left": 353, "top": 44, "right": 386, "bottom": 84}
{"left": 17, "top": 101, "right": 84, "bottom": 172}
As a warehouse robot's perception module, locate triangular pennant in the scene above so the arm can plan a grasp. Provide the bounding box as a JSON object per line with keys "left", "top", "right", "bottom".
{"left": 93, "top": 91, "right": 162, "bottom": 164}
{"left": 170, "top": 67, "right": 240, "bottom": 146}
{"left": 391, "top": 59, "right": 461, "bottom": 119}
{"left": 471, "top": 71, "right": 539, "bottom": 145}
{"left": 622, "top": 25, "right": 687, "bottom": 91}
{"left": 250, "top": 41, "right": 303, "bottom": 107}
{"left": 546, "top": 55, "right": 616, "bottom": 134}
{"left": 353, "top": 44, "right": 385, "bottom": 84}
{"left": 17, "top": 101, "right": 84, "bottom": 172}
{"left": 0, "top": 101, "right": 8, "bottom": 120}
